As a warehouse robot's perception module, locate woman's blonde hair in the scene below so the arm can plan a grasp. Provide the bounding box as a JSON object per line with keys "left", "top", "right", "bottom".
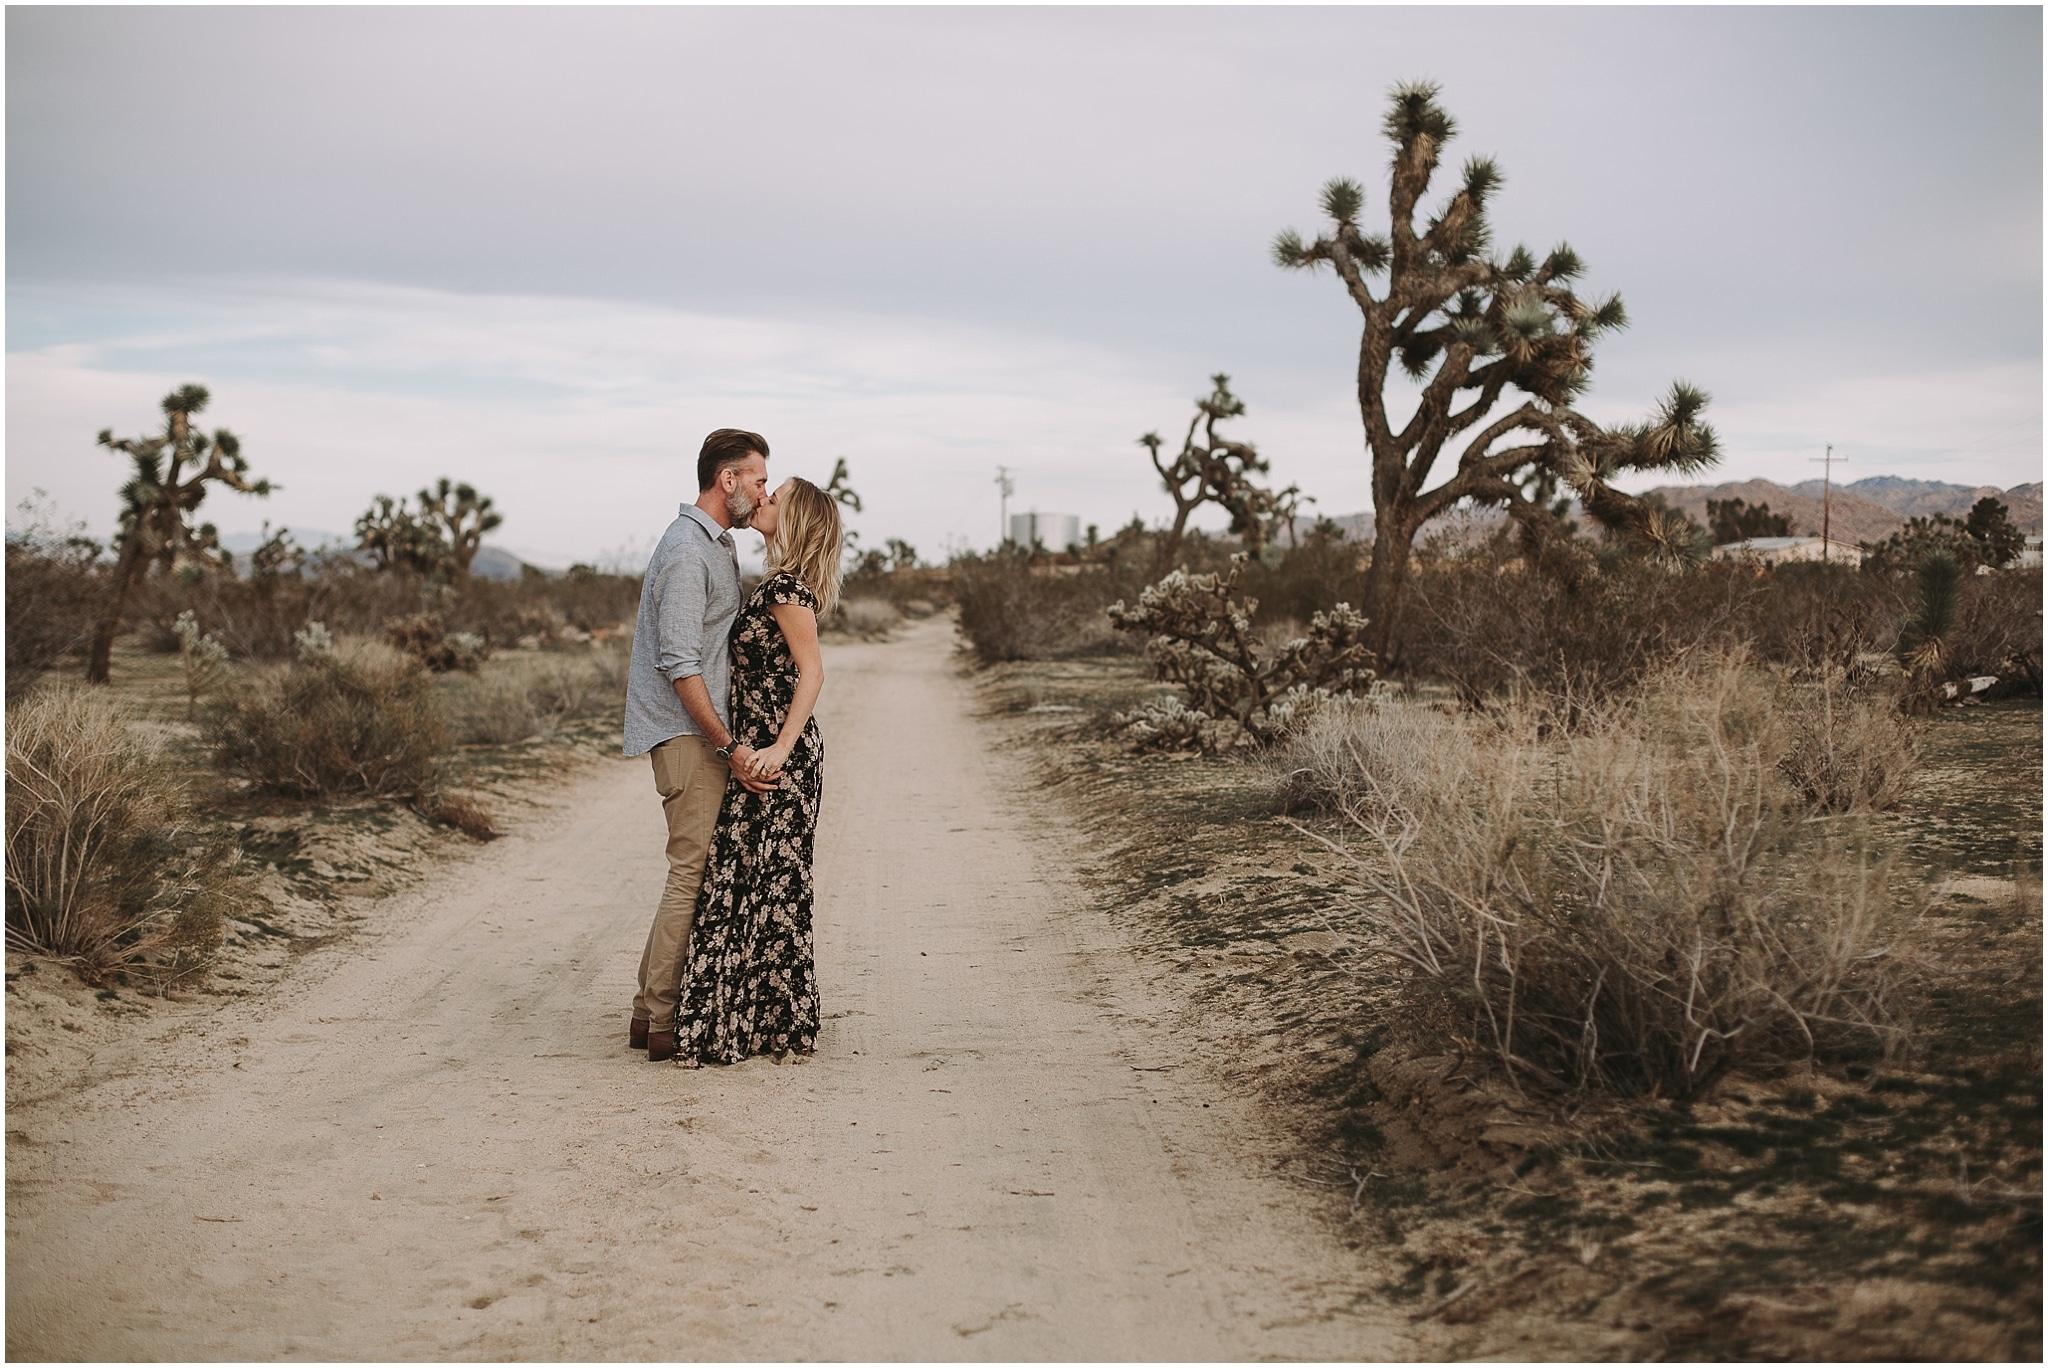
{"left": 765, "top": 477, "right": 845, "bottom": 616}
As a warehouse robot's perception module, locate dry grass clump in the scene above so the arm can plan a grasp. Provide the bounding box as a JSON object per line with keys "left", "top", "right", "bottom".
{"left": 199, "top": 635, "right": 446, "bottom": 799}
{"left": 5, "top": 687, "right": 235, "bottom": 985}
{"left": 1296, "top": 655, "right": 1923, "bottom": 1100}
{"left": 1275, "top": 695, "right": 1453, "bottom": 815}
{"left": 438, "top": 645, "right": 627, "bottom": 746}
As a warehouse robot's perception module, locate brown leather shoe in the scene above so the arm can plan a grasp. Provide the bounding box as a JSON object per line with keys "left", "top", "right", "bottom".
{"left": 646, "top": 1029, "right": 678, "bottom": 1062}
{"left": 629, "top": 1017, "right": 649, "bottom": 1050}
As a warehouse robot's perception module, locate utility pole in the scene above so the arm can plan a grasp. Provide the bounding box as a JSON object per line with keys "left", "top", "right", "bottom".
{"left": 1810, "top": 444, "right": 1844, "bottom": 562}
{"left": 994, "top": 465, "right": 1015, "bottom": 546}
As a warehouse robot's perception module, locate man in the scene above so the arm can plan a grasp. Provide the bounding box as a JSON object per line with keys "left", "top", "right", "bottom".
{"left": 623, "top": 428, "right": 775, "bottom": 1062}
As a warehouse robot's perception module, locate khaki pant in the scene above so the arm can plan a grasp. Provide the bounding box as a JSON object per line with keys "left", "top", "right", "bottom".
{"left": 632, "top": 735, "right": 729, "bottom": 1032}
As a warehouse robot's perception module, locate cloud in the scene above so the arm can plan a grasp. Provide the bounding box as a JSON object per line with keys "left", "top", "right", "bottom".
{"left": 11, "top": 276, "right": 2036, "bottom": 573}
{"left": 7, "top": 278, "right": 1361, "bottom": 564}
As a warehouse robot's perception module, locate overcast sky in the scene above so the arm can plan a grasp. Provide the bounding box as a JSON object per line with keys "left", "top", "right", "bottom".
{"left": 8, "top": 6, "right": 2041, "bottom": 566}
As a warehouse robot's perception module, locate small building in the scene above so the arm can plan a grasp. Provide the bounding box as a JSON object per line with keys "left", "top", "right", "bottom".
{"left": 2020, "top": 536, "right": 2043, "bottom": 569}
{"left": 1009, "top": 511, "right": 1081, "bottom": 552}
{"left": 1711, "top": 535, "right": 1861, "bottom": 566}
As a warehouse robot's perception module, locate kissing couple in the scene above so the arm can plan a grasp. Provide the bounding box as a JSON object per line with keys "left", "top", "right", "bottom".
{"left": 620, "top": 428, "right": 845, "bottom": 1067}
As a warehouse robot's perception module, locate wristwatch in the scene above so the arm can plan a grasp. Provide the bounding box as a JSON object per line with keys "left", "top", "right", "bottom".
{"left": 714, "top": 740, "right": 736, "bottom": 762}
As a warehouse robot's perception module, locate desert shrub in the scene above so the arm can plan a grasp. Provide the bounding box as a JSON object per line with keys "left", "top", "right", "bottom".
{"left": 129, "top": 551, "right": 423, "bottom": 661}
{"left": 438, "top": 645, "right": 629, "bottom": 746}
{"left": 1776, "top": 671, "right": 1919, "bottom": 812}
{"left": 126, "top": 555, "right": 640, "bottom": 664}
{"left": 952, "top": 547, "right": 1136, "bottom": 662}
{"left": 1399, "top": 544, "right": 1762, "bottom": 715}
{"left": 441, "top": 673, "right": 543, "bottom": 746}
{"left": 200, "top": 634, "right": 446, "bottom": 799}
{"left": 1943, "top": 563, "right": 2043, "bottom": 696}
{"left": 1238, "top": 523, "right": 1372, "bottom": 627}
{"left": 1107, "top": 556, "right": 1376, "bottom": 746}
{"left": 1742, "top": 561, "right": 1908, "bottom": 679}
{"left": 383, "top": 611, "right": 490, "bottom": 673}
{"left": 413, "top": 789, "right": 499, "bottom": 841}
{"left": 1302, "top": 654, "right": 1919, "bottom": 1100}
{"left": 830, "top": 598, "right": 903, "bottom": 640}
{"left": 5, "top": 687, "right": 235, "bottom": 985}
{"left": 5, "top": 537, "right": 104, "bottom": 701}
{"left": 460, "top": 566, "right": 641, "bottom": 637}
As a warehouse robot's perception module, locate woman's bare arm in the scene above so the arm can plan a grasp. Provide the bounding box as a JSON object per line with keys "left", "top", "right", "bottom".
{"left": 754, "top": 600, "right": 824, "bottom": 777}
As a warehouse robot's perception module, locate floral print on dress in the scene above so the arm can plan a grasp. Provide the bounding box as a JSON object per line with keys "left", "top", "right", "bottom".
{"left": 677, "top": 570, "right": 823, "bottom": 1065}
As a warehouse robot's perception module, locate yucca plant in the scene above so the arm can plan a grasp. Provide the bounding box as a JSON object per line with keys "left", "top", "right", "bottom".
{"left": 1896, "top": 548, "right": 1963, "bottom": 711}
{"left": 1274, "top": 82, "right": 1720, "bottom": 658}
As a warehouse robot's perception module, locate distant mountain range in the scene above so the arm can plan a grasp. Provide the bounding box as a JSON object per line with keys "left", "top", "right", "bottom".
{"left": 1318, "top": 476, "right": 2042, "bottom": 547}
{"left": 1643, "top": 477, "right": 2042, "bottom": 544}
{"left": 217, "top": 529, "right": 539, "bottom": 581}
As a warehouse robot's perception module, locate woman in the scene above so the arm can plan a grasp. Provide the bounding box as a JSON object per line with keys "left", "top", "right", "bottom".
{"left": 675, "top": 476, "right": 843, "bottom": 1067}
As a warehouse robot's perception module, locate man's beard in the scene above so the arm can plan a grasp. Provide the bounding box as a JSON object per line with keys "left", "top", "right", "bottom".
{"left": 725, "top": 486, "right": 756, "bottom": 529}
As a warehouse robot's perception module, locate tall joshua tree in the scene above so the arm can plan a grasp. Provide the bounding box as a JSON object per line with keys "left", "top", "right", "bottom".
{"left": 87, "top": 385, "right": 273, "bottom": 683}
{"left": 416, "top": 478, "right": 502, "bottom": 588}
{"left": 1274, "top": 82, "right": 1718, "bottom": 657}
{"left": 1141, "top": 374, "right": 1305, "bottom": 565}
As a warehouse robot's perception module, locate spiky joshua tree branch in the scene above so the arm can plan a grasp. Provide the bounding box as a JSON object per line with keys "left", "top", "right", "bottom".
{"left": 1274, "top": 81, "right": 1719, "bottom": 657}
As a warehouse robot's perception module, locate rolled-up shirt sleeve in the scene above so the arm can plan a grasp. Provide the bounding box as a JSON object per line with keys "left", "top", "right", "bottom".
{"left": 653, "top": 554, "right": 709, "bottom": 682}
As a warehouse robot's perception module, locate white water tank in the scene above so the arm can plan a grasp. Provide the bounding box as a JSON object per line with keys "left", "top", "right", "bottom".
{"left": 1009, "top": 512, "right": 1081, "bottom": 552}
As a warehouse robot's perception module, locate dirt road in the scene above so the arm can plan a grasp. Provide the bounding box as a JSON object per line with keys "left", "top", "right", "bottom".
{"left": 7, "top": 617, "right": 1419, "bottom": 1360}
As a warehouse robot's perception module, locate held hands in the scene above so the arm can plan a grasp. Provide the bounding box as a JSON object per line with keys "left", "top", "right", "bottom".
{"left": 727, "top": 743, "right": 785, "bottom": 794}
{"left": 746, "top": 740, "right": 792, "bottom": 785}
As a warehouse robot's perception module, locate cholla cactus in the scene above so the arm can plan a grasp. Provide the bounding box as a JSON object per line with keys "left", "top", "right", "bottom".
{"left": 293, "top": 621, "right": 336, "bottom": 661}
{"left": 1107, "top": 556, "right": 1376, "bottom": 747}
{"left": 1112, "top": 694, "right": 1213, "bottom": 753}
{"left": 444, "top": 632, "right": 489, "bottom": 673}
{"left": 172, "top": 610, "right": 229, "bottom": 714}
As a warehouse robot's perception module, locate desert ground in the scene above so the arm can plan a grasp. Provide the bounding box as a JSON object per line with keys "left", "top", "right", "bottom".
{"left": 6, "top": 617, "right": 1435, "bottom": 1360}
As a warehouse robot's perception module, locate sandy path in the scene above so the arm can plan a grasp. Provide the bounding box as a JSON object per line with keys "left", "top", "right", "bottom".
{"left": 7, "top": 617, "right": 1417, "bottom": 1360}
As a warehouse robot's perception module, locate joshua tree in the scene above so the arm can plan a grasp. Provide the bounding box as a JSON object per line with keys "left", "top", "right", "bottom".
{"left": 87, "top": 385, "right": 274, "bottom": 683}
{"left": 416, "top": 478, "right": 502, "bottom": 588}
{"left": 354, "top": 494, "right": 451, "bottom": 577}
{"left": 1274, "top": 82, "right": 1718, "bottom": 657}
{"left": 1141, "top": 374, "right": 1305, "bottom": 565}
{"left": 824, "top": 457, "right": 864, "bottom": 514}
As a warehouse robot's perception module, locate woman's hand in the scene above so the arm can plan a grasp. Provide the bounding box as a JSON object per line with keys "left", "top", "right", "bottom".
{"left": 747, "top": 741, "right": 791, "bottom": 785}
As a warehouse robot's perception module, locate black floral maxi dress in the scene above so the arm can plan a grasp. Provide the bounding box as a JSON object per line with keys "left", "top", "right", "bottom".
{"left": 677, "top": 571, "right": 824, "bottom": 1065}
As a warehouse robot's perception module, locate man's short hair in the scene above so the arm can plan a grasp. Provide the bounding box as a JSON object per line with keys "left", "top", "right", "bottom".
{"left": 697, "top": 429, "right": 769, "bottom": 491}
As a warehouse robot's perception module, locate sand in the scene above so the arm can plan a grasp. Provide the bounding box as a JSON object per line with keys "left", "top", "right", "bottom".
{"left": 5, "top": 616, "right": 1421, "bottom": 1359}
